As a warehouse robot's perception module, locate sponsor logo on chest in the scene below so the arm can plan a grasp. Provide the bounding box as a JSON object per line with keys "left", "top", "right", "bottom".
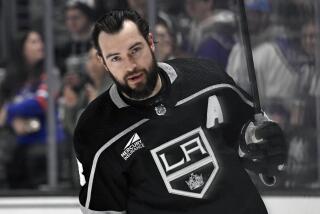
{"left": 121, "top": 133, "right": 144, "bottom": 160}
{"left": 151, "top": 127, "right": 219, "bottom": 199}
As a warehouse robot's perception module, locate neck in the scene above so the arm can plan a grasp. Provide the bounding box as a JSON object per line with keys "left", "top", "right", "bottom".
{"left": 25, "top": 59, "right": 38, "bottom": 68}
{"left": 122, "top": 74, "right": 162, "bottom": 101}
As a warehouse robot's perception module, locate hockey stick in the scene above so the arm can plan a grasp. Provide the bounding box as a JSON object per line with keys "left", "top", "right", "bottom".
{"left": 237, "top": 0, "right": 262, "bottom": 115}
{"left": 237, "top": 0, "right": 276, "bottom": 185}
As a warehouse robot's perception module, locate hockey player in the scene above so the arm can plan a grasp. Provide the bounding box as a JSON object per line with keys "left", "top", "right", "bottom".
{"left": 74, "top": 9, "right": 286, "bottom": 214}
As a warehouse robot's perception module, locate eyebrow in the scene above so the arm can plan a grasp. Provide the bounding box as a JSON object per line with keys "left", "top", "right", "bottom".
{"left": 129, "top": 42, "right": 143, "bottom": 50}
{"left": 105, "top": 42, "right": 144, "bottom": 59}
{"left": 106, "top": 52, "right": 120, "bottom": 59}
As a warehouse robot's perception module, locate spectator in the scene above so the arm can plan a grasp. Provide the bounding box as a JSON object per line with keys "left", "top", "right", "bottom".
{"left": 85, "top": 47, "right": 113, "bottom": 102}
{"left": 61, "top": 71, "right": 88, "bottom": 142}
{"left": 0, "top": 30, "right": 64, "bottom": 189}
{"left": 227, "top": 0, "right": 309, "bottom": 106}
{"left": 301, "top": 19, "right": 316, "bottom": 61}
{"left": 155, "top": 17, "right": 176, "bottom": 61}
{"left": 185, "top": 0, "right": 236, "bottom": 69}
{"left": 56, "top": 1, "right": 94, "bottom": 76}
{"left": 285, "top": 18, "right": 318, "bottom": 188}
{"left": 302, "top": 18, "right": 320, "bottom": 97}
{"left": 227, "top": 0, "right": 272, "bottom": 93}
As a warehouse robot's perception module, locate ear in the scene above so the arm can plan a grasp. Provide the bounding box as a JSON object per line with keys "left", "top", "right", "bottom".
{"left": 96, "top": 53, "right": 109, "bottom": 71}
{"left": 96, "top": 52, "right": 104, "bottom": 64}
{"left": 147, "top": 33, "right": 155, "bottom": 52}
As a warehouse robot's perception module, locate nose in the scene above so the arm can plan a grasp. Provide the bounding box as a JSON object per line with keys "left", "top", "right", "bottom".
{"left": 125, "top": 55, "right": 137, "bottom": 72}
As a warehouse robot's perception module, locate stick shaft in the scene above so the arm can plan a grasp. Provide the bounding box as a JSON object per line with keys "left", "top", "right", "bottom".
{"left": 237, "top": 0, "right": 262, "bottom": 114}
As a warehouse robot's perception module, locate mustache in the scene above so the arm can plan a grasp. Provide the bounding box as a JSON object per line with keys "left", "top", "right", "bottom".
{"left": 124, "top": 69, "right": 146, "bottom": 80}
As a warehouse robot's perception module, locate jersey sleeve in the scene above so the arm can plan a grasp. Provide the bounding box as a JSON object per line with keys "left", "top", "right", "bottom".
{"left": 212, "top": 86, "right": 254, "bottom": 150}
{"left": 74, "top": 120, "right": 127, "bottom": 214}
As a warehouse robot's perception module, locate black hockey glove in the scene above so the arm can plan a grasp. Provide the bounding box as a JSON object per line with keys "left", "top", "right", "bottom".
{"left": 239, "top": 117, "right": 287, "bottom": 177}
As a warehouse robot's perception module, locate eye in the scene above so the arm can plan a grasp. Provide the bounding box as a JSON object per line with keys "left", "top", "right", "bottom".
{"left": 111, "top": 56, "right": 121, "bottom": 62}
{"left": 131, "top": 46, "right": 141, "bottom": 55}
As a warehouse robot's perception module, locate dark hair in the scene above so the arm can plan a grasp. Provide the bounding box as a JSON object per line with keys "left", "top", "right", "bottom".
{"left": 0, "top": 30, "right": 44, "bottom": 102}
{"left": 92, "top": 9, "right": 149, "bottom": 56}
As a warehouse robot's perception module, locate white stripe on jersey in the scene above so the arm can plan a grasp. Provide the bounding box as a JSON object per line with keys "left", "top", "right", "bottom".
{"left": 80, "top": 203, "right": 126, "bottom": 214}
{"left": 175, "top": 83, "right": 254, "bottom": 107}
{"left": 85, "top": 119, "right": 149, "bottom": 209}
{"left": 109, "top": 84, "right": 129, "bottom": 108}
{"left": 158, "top": 62, "right": 178, "bottom": 83}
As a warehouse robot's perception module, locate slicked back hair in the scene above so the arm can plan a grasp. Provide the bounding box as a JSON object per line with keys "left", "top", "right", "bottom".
{"left": 92, "top": 9, "right": 149, "bottom": 56}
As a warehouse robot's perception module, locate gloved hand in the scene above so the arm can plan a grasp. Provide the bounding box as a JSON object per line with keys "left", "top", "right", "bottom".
{"left": 239, "top": 117, "right": 287, "bottom": 176}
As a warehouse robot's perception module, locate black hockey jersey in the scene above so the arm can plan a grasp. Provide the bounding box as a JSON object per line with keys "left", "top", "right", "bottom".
{"left": 74, "top": 58, "right": 268, "bottom": 214}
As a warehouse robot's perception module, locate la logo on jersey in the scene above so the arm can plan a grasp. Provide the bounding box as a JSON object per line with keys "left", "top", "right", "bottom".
{"left": 151, "top": 127, "right": 219, "bottom": 199}
{"left": 121, "top": 133, "right": 144, "bottom": 160}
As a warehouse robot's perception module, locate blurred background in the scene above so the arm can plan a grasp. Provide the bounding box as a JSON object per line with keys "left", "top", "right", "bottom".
{"left": 0, "top": 0, "right": 319, "bottom": 213}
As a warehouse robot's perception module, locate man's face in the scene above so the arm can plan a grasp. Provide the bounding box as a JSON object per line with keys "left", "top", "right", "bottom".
{"left": 98, "top": 20, "right": 158, "bottom": 99}
{"left": 65, "top": 8, "right": 90, "bottom": 35}
{"left": 302, "top": 22, "right": 316, "bottom": 57}
{"left": 86, "top": 48, "right": 106, "bottom": 81}
{"left": 246, "top": 10, "right": 268, "bottom": 35}
{"left": 185, "top": 0, "right": 212, "bottom": 22}
{"left": 155, "top": 24, "right": 173, "bottom": 61}
{"left": 23, "top": 31, "right": 44, "bottom": 65}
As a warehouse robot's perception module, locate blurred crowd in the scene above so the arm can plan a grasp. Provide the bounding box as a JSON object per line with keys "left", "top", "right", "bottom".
{"left": 0, "top": 0, "right": 319, "bottom": 192}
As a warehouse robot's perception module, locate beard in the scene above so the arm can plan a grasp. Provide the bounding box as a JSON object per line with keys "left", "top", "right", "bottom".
{"left": 110, "top": 52, "right": 159, "bottom": 100}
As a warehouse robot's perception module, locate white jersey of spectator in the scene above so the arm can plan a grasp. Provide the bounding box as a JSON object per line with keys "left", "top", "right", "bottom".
{"left": 227, "top": 41, "right": 300, "bottom": 108}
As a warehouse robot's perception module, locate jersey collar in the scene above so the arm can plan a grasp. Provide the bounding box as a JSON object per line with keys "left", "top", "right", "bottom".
{"left": 109, "top": 62, "right": 178, "bottom": 109}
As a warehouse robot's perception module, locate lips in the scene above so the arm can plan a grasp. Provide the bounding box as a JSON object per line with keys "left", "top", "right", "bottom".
{"left": 127, "top": 72, "right": 144, "bottom": 84}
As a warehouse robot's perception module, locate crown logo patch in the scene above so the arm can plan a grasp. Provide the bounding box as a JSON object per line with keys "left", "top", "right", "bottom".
{"left": 155, "top": 104, "right": 166, "bottom": 116}
{"left": 185, "top": 173, "right": 204, "bottom": 190}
